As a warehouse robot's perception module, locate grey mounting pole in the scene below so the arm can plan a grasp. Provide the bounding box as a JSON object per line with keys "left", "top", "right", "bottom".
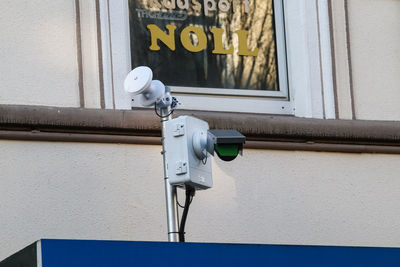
{"left": 160, "top": 106, "right": 179, "bottom": 242}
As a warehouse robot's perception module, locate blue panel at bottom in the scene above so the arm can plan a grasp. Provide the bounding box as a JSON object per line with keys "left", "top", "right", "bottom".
{"left": 40, "top": 239, "right": 400, "bottom": 267}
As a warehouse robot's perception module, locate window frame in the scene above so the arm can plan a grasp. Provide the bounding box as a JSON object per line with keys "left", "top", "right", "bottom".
{"left": 164, "top": 0, "right": 289, "bottom": 99}
{"left": 99, "top": 0, "right": 336, "bottom": 118}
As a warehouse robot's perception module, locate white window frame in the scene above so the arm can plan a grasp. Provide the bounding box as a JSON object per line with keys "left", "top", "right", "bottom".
{"left": 99, "top": 0, "right": 336, "bottom": 119}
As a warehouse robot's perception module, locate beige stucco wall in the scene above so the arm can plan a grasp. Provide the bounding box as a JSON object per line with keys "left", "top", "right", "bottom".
{"left": 1, "top": 1, "right": 399, "bottom": 120}
{"left": 347, "top": 0, "right": 400, "bottom": 120}
{"left": 1, "top": 141, "right": 400, "bottom": 259}
{"left": 0, "top": 0, "right": 80, "bottom": 107}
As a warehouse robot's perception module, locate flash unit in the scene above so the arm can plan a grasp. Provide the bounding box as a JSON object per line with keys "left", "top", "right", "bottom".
{"left": 207, "top": 129, "right": 246, "bottom": 161}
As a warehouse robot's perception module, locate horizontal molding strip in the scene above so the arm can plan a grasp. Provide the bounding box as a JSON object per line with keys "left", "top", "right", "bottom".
{"left": 1, "top": 105, "right": 400, "bottom": 153}
{"left": 1, "top": 130, "right": 400, "bottom": 154}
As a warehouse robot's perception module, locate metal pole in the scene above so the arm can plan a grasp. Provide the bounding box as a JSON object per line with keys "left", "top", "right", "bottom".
{"left": 160, "top": 106, "right": 179, "bottom": 242}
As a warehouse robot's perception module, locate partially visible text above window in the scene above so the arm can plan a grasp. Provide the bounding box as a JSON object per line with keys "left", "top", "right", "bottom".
{"left": 128, "top": 0, "right": 279, "bottom": 91}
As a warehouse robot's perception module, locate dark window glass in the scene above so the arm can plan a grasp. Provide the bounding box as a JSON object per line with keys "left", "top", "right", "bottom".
{"left": 129, "top": 0, "right": 279, "bottom": 91}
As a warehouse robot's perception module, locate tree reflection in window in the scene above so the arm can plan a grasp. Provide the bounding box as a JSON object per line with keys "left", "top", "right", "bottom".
{"left": 128, "top": 0, "right": 279, "bottom": 91}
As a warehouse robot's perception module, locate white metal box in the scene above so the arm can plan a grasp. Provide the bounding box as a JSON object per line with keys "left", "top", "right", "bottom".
{"left": 165, "top": 116, "right": 212, "bottom": 190}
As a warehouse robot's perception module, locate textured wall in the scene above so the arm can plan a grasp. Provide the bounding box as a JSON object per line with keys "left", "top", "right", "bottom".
{"left": 0, "top": 0, "right": 80, "bottom": 107}
{"left": 348, "top": 0, "right": 400, "bottom": 120}
{"left": 1, "top": 141, "right": 400, "bottom": 259}
{"left": 1, "top": 0, "right": 399, "bottom": 119}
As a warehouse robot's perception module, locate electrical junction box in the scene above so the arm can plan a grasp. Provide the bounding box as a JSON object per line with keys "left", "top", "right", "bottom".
{"left": 165, "top": 116, "right": 212, "bottom": 190}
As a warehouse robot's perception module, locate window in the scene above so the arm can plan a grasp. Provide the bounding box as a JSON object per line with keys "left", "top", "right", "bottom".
{"left": 99, "top": 0, "right": 335, "bottom": 118}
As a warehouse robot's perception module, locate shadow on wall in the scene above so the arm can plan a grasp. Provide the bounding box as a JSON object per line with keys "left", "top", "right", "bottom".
{"left": 187, "top": 149, "right": 400, "bottom": 246}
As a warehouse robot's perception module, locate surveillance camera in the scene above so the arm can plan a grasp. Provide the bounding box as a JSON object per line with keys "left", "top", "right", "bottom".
{"left": 207, "top": 130, "right": 246, "bottom": 161}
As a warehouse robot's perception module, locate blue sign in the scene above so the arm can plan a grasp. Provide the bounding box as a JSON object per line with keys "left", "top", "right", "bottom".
{"left": 2, "top": 239, "right": 400, "bottom": 267}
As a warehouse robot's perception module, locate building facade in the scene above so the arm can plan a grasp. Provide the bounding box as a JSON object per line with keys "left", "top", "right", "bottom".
{"left": 1, "top": 0, "right": 399, "bottom": 259}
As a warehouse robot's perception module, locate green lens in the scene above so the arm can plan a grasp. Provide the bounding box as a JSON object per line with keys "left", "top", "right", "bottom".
{"left": 215, "top": 144, "right": 239, "bottom": 157}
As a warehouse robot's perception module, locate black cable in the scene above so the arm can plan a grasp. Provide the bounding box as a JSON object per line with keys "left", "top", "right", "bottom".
{"left": 154, "top": 97, "right": 179, "bottom": 118}
{"left": 177, "top": 192, "right": 194, "bottom": 208}
{"left": 154, "top": 105, "right": 174, "bottom": 118}
{"left": 177, "top": 193, "right": 185, "bottom": 208}
{"left": 179, "top": 187, "right": 195, "bottom": 242}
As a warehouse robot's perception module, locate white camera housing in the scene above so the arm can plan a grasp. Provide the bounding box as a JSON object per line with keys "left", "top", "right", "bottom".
{"left": 124, "top": 66, "right": 165, "bottom": 106}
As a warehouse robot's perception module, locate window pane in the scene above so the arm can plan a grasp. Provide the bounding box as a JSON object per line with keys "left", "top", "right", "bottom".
{"left": 128, "top": 0, "right": 279, "bottom": 91}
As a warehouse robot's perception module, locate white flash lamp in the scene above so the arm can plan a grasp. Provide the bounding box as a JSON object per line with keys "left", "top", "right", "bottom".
{"left": 124, "top": 66, "right": 165, "bottom": 106}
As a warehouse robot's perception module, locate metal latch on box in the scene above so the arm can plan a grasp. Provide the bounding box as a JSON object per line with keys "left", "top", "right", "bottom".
{"left": 176, "top": 161, "right": 188, "bottom": 175}
{"left": 173, "top": 124, "right": 185, "bottom": 137}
